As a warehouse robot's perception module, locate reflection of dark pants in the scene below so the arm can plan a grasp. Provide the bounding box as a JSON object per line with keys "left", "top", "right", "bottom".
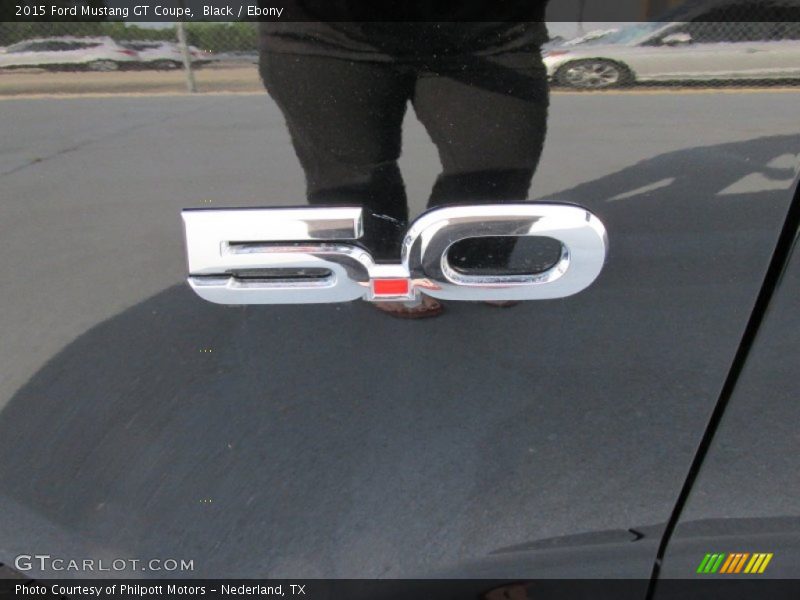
{"left": 260, "top": 51, "right": 549, "bottom": 263}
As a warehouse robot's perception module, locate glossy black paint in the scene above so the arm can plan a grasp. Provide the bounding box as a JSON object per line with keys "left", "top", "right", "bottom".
{"left": 655, "top": 177, "right": 800, "bottom": 584}
{"left": 0, "top": 40, "right": 799, "bottom": 591}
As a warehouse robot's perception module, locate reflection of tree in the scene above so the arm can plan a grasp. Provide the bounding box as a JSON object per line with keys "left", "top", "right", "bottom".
{"left": 0, "top": 1, "right": 111, "bottom": 45}
{"left": 0, "top": 1, "right": 107, "bottom": 22}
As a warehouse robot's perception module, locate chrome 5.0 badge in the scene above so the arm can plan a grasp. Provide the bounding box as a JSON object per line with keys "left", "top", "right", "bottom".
{"left": 181, "top": 204, "right": 607, "bottom": 304}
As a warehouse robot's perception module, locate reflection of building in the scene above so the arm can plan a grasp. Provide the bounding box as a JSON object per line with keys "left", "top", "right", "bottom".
{"left": 548, "top": 0, "right": 692, "bottom": 29}
{"left": 559, "top": 0, "right": 800, "bottom": 33}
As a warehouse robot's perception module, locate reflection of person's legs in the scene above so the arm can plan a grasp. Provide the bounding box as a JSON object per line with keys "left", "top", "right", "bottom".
{"left": 260, "top": 53, "right": 413, "bottom": 260}
{"left": 412, "top": 52, "right": 549, "bottom": 269}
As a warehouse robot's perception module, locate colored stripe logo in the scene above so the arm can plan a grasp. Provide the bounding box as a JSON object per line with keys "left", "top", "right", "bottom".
{"left": 697, "top": 552, "right": 773, "bottom": 574}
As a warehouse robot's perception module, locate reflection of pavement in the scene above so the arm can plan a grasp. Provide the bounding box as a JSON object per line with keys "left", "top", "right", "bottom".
{"left": 0, "top": 65, "right": 262, "bottom": 97}
{"left": 2, "top": 65, "right": 800, "bottom": 98}
{"left": 1, "top": 91, "right": 799, "bottom": 578}
{"left": 1, "top": 90, "right": 798, "bottom": 405}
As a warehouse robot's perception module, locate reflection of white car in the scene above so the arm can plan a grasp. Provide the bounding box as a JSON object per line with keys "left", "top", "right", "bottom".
{"left": 0, "top": 37, "right": 138, "bottom": 71}
{"left": 120, "top": 41, "right": 209, "bottom": 70}
{"left": 562, "top": 29, "right": 620, "bottom": 47}
{"left": 544, "top": 21, "right": 800, "bottom": 88}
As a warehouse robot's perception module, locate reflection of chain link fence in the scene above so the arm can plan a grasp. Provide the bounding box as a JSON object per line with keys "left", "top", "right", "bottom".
{"left": 0, "top": 21, "right": 258, "bottom": 52}
{"left": 1, "top": 17, "right": 799, "bottom": 95}
{"left": 0, "top": 21, "right": 259, "bottom": 95}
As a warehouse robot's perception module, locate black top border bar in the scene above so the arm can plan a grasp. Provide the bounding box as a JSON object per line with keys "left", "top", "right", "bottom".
{"left": 3, "top": 0, "right": 800, "bottom": 23}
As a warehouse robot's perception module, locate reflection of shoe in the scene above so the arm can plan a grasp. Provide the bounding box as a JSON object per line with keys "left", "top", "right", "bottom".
{"left": 372, "top": 295, "right": 444, "bottom": 319}
{"left": 484, "top": 300, "right": 519, "bottom": 308}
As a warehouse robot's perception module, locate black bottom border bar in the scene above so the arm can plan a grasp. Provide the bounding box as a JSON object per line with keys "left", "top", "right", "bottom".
{"left": 2, "top": 579, "right": 800, "bottom": 600}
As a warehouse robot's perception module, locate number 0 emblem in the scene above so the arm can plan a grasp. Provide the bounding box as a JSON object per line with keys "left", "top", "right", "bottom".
{"left": 181, "top": 204, "right": 607, "bottom": 304}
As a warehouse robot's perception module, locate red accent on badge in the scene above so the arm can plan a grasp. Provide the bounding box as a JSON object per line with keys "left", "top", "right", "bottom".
{"left": 373, "top": 279, "right": 410, "bottom": 296}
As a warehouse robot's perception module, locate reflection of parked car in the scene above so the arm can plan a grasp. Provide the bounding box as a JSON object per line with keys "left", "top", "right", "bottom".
{"left": 562, "top": 29, "right": 620, "bottom": 47}
{"left": 542, "top": 30, "right": 618, "bottom": 52}
{"left": 120, "top": 41, "right": 210, "bottom": 70}
{"left": 0, "top": 37, "right": 138, "bottom": 71}
{"left": 544, "top": 21, "right": 800, "bottom": 88}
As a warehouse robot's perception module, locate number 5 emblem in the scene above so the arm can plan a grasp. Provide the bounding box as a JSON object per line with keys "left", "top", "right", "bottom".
{"left": 181, "top": 204, "right": 607, "bottom": 304}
